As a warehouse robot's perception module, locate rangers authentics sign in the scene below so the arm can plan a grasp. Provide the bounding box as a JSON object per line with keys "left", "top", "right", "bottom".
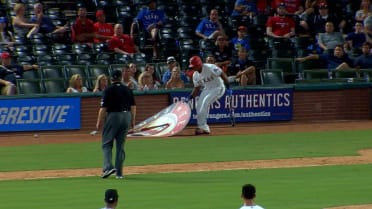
{"left": 170, "top": 88, "right": 293, "bottom": 124}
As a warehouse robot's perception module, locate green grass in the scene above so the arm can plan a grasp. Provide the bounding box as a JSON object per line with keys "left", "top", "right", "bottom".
{"left": 1, "top": 129, "right": 372, "bottom": 209}
{"left": 1, "top": 130, "right": 372, "bottom": 171}
{"left": 0, "top": 165, "right": 372, "bottom": 209}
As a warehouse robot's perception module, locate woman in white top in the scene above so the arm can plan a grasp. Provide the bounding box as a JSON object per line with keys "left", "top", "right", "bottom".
{"left": 12, "top": 3, "right": 39, "bottom": 38}
{"left": 93, "top": 74, "right": 108, "bottom": 93}
{"left": 66, "top": 74, "right": 89, "bottom": 93}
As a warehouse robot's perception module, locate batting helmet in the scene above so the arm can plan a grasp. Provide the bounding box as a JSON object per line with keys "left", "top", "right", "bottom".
{"left": 189, "top": 56, "right": 202, "bottom": 68}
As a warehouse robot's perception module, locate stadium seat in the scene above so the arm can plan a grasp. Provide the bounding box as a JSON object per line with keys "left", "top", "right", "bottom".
{"left": 22, "top": 69, "right": 41, "bottom": 80}
{"left": 16, "top": 79, "right": 44, "bottom": 95}
{"left": 87, "top": 64, "right": 111, "bottom": 78}
{"left": 40, "top": 65, "right": 66, "bottom": 79}
{"left": 260, "top": 69, "right": 284, "bottom": 85}
{"left": 42, "top": 78, "right": 67, "bottom": 93}
{"left": 303, "top": 69, "right": 330, "bottom": 80}
{"left": 335, "top": 69, "right": 359, "bottom": 79}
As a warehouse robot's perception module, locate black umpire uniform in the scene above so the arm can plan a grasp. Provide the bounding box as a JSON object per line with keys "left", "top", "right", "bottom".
{"left": 96, "top": 69, "right": 136, "bottom": 178}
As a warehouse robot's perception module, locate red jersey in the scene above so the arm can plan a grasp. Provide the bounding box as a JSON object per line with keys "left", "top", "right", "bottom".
{"left": 94, "top": 22, "right": 114, "bottom": 43}
{"left": 108, "top": 34, "right": 136, "bottom": 53}
{"left": 71, "top": 17, "right": 95, "bottom": 43}
{"left": 266, "top": 15, "right": 295, "bottom": 36}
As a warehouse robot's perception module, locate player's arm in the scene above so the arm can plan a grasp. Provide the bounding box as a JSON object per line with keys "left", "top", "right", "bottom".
{"left": 220, "top": 71, "right": 230, "bottom": 88}
{"left": 190, "top": 86, "right": 201, "bottom": 99}
{"left": 96, "top": 107, "right": 107, "bottom": 130}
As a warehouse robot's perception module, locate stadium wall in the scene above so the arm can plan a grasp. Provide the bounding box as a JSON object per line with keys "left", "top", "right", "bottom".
{"left": 80, "top": 85, "right": 371, "bottom": 131}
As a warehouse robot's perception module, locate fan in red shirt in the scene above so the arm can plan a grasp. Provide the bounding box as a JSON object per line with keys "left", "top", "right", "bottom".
{"left": 266, "top": 2, "right": 296, "bottom": 38}
{"left": 94, "top": 10, "right": 114, "bottom": 43}
{"left": 71, "top": 4, "right": 95, "bottom": 43}
{"left": 108, "top": 23, "right": 139, "bottom": 56}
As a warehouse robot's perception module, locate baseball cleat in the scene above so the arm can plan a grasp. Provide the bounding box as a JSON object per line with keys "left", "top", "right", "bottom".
{"left": 101, "top": 168, "right": 116, "bottom": 178}
{"left": 116, "top": 175, "right": 125, "bottom": 179}
{"left": 195, "top": 128, "right": 210, "bottom": 135}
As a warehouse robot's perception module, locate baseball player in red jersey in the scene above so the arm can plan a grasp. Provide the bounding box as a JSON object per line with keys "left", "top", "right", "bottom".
{"left": 188, "top": 55, "right": 231, "bottom": 135}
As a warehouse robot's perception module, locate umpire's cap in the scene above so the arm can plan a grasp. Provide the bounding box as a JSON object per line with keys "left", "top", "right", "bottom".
{"left": 105, "top": 189, "right": 119, "bottom": 203}
{"left": 111, "top": 69, "right": 122, "bottom": 80}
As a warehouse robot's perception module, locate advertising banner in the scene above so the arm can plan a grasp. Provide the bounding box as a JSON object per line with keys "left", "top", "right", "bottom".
{"left": 0, "top": 97, "right": 81, "bottom": 132}
{"left": 128, "top": 101, "right": 191, "bottom": 137}
{"left": 170, "top": 88, "right": 293, "bottom": 124}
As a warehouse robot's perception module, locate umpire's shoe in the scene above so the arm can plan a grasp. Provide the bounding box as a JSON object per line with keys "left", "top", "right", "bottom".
{"left": 101, "top": 168, "right": 116, "bottom": 178}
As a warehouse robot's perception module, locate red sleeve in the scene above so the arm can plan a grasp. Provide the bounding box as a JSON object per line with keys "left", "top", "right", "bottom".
{"left": 108, "top": 37, "right": 121, "bottom": 51}
{"left": 266, "top": 16, "right": 273, "bottom": 27}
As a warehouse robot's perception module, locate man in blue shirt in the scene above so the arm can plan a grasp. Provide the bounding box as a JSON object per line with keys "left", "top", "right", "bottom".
{"left": 30, "top": 3, "right": 67, "bottom": 35}
{"left": 296, "top": 45, "right": 354, "bottom": 70}
{"left": 195, "top": 9, "right": 225, "bottom": 40}
{"left": 354, "top": 42, "right": 372, "bottom": 69}
{"left": 131, "top": 0, "right": 165, "bottom": 58}
{"left": 231, "top": 0, "right": 257, "bottom": 17}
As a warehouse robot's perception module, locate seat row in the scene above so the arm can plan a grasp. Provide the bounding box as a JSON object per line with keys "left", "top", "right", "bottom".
{"left": 16, "top": 63, "right": 170, "bottom": 95}
{"left": 260, "top": 68, "right": 372, "bottom": 85}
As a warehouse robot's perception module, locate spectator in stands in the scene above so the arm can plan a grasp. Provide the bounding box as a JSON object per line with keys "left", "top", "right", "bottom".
{"left": 195, "top": 9, "right": 225, "bottom": 41}
{"left": 271, "top": 0, "right": 304, "bottom": 16}
{"left": 161, "top": 56, "right": 188, "bottom": 84}
{"left": 94, "top": 10, "right": 114, "bottom": 43}
{"left": 364, "top": 15, "right": 372, "bottom": 45}
{"left": 205, "top": 54, "right": 216, "bottom": 64}
{"left": 354, "top": 42, "right": 372, "bottom": 69}
{"left": 0, "top": 51, "right": 39, "bottom": 95}
{"left": 12, "top": 3, "right": 39, "bottom": 38}
{"left": 129, "top": 62, "right": 141, "bottom": 82}
{"left": 165, "top": 66, "right": 185, "bottom": 89}
{"left": 232, "top": 0, "right": 257, "bottom": 17}
{"left": 0, "top": 51, "right": 39, "bottom": 79}
{"left": 93, "top": 74, "right": 108, "bottom": 93}
{"left": 138, "top": 71, "right": 159, "bottom": 90}
{"left": 231, "top": 25, "right": 250, "bottom": 58}
{"left": 121, "top": 64, "right": 137, "bottom": 90}
{"left": 355, "top": 0, "right": 372, "bottom": 22}
{"left": 266, "top": 3, "right": 296, "bottom": 39}
{"left": 211, "top": 35, "right": 233, "bottom": 73}
{"left": 0, "top": 52, "right": 16, "bottom": 95}
{"left": 300, "top": 2, "right": 346, "bottom": 36}
{"left": 71, "top": 4, "right": 95, "bottom": 43}
{"left": 108, "top": 23, "right": 139, "bottom": 57}
{"left": 30, "top": 3, "right": 68, "bottom": 36}
{"left": 296, "top": 44, "right": 354, "bottom": 70}
{"left": 345, "top": 21, "right": 367, "bottom": 55}
{"left": 228, "top": 48, "right": 256, "bottom": 86}
{"left": 131, "top": 0, "right": 165, "bottom": 58}
{"left": 144, "top": 63, "right": 161, "bottom": 87}
{"left": 239, "top": 184, "right": 265, "bottom": 209}
{"left": 66, "top": 74, "right": 89, "bottom": 93}
{"left": 0, "top": 17, "right": 14, "bottom": 50}
{"left": 318, "top": 21, "right": 345, "bottom": 54}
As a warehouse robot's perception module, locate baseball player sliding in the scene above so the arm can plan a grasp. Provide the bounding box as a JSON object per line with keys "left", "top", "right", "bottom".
{"left": 188, "top": 55, "right": 231, "bottom": 135}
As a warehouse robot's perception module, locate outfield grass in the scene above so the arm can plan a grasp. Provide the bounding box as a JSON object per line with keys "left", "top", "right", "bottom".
{"left": 0, "top": 130, "right": 372, "bottom": 209}
{"left": 0, "top": 165, "right": 372, "bottom": 209}
{"left": 1, "top": 130, "right": 372, "bottom": 171}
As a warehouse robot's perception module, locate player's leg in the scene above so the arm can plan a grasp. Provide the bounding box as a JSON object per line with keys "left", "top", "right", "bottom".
{"left": 114, "top": 112, "right": 131, "bottom": 177}
{"left": 196, "top": 87, "right": 225, "bottom": 133}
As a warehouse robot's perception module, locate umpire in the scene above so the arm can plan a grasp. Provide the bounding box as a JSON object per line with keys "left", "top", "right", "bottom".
{"left": 96, "top": 69, "right": 136, "bottom": 179}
